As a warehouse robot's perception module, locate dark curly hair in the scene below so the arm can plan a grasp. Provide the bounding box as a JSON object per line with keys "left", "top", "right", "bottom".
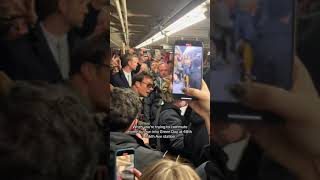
{"left": 109, "top": 87, "right": 142, "bottom": 132}
{"left": 0, "top": 81, "right": 100, "bottom": 180}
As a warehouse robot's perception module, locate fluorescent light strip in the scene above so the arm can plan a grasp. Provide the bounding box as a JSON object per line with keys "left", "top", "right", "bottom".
{"left": 136, "top": 0, "right": 209, "bottom": 48}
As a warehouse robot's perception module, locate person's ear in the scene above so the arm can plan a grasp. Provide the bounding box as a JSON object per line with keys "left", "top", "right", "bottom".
{"left": 128, "top": 60, "right": 132, "bottom": 67}
{"left": 80, "top": 63, "right": 95, "bottom": 81}
{"left": 133, "top": 81, "right": 140, "bottom": 88}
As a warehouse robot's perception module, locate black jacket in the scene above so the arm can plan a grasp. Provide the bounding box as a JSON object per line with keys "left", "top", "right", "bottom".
{"left": 110, "top": 70, "right": 133, "bottom": 88}
{"left": 202, "top": 144, "right": 235, "bottom": 180}
{"left": 158, "top": 103, "right": 185, "bottom": 154}
{"left": 0, "top": 23, "right": 77, "bottom": 82}
{"left": 157, "top": 104, "right": 209, "bottom": 166}
{"left": 110, "top": 132, "right": 162, "bottom": 171}
{"left": 184, "top": 110, "right": 209, "bottom": 166}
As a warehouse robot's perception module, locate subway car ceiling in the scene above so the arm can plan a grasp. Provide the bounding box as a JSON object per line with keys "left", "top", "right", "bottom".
{"left": 110, "top": 0, "right": 210, "bottom": 49}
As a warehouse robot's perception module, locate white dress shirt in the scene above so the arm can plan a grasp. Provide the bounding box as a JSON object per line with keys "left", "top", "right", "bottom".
{"left": 41, "top": 23, "right": 70, "bottom": 80}
{"left": 123, "top": 70, "right": 132, "bottom": 87}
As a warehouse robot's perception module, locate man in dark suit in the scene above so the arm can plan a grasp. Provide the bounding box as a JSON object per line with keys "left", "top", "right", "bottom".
{"left": 0, "top": 0, "right": 89, "bottom": 82}
{"left": 111, "top": 54, "right": 139, "bottom": 88}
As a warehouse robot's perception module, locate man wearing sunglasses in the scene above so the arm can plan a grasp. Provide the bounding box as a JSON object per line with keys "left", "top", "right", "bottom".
{"left": 132, "top": 72, "right": 154, "bottom": 98}
{"left": 131, "top": 72, "right": 154, "bottom": 124}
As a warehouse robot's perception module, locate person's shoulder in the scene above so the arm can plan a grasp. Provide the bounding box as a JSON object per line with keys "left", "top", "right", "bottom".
{"left": 7, "top": 26, "right": 41, "bottom": 49}
{"left": 113, "top": 71, "right": 122, "bottom": 77}
{"left": 110, "top": 132, "right": 140, "bottom": 149}
{"left": 136, "top": 144, "right": 163, "bottom": 158}
{"left": 159, "top": 106, "right": 182, "bottom": 124}
{"left": 161, "top": 104, "right": 181, "bottom": 115}
{"left": 111, "top": 72, "right": 122, "bottom": 83}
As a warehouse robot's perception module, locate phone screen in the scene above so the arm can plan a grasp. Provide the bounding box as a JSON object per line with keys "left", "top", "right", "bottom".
{"left": 173, "top": 42, "right": 203, "bottom": 98}
{"left": 211, "top": 0, "right": 295, "bottom": 103}
{"left": 116, "top": 150, "right": 135, "bottom": 180}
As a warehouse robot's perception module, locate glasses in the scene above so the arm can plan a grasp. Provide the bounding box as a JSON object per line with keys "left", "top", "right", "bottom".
{"left": 141, "top": 81, "right": 154, "bottom": 89}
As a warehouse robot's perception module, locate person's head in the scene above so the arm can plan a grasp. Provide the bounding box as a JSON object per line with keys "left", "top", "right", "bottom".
{"left": 139, "top": 55, "right": 146, "bottom": 63}
{"left": 36, "top": 0, "right": 89, "bottom": 28}
{"left": 0, "top": 81, "right": 100, "bottom": 180}
{"left": 139, "top": 63, "right": 149, "bottom": 74}
{"left": 159, "top": 76, "right": 186, "bottom": 108}
{"left": 121, "top": 54, "right": 139, "bottom": 72}
{"left": 69, "top": 32, "right": 110, "bottom": 112}
{"left": 184, "top": 57, "right": 192, "bottom": 67}
{"left": 93, "top": 6, "right": 109, "bottom": 35}
{"left": 151, "top": 61, "right": 159, "bottom": 73}
{"left": 140, "top": 159, "right": 200, "bottom": 180}
{"left": 167, "top": 61, "right": 174, "bottom": 74}
{"left": 160, "top": 76, "right": 174, "bottom": 103}
{"left": 147, "top": 53, "right": 152, "bottom": 61}
{"left": 128, "top": 48, "right": 135, "bottom": 55}
{"left": 192, "top": 58, "right": 202, "bottom": 69}
{"left": 158, "top": 62, "right": 169, "bottom": 78}
{"left": 0, "top": 0, "right": 32, "bottom": 40}
{"left": 109, "top": 87, "right": 142, "bottom": 132}
{"left": 132, "top": 72, "right": 154, "bottom": 97}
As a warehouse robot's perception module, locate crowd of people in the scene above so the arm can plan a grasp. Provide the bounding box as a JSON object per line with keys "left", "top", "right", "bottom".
{"left": 109, "top": 46, "right": 211, "bottom": 179}
{"left": 0, "top": 0, "right": 110, "bottom": 179}
{"left": 0, "top": 0, "right": 319, "bottom": 180}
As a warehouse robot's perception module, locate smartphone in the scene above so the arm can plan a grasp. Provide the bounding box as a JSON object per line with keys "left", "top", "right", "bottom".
{"left": 211, "top": 0, "right": 295, "bottom": 121}
{"left": 172, "top": 40, "right": 203, "bottom": 100}
{"left": 115, "top": 148, "right": 135, "bottom": 180}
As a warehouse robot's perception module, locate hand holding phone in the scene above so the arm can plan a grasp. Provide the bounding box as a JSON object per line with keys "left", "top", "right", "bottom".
{"left": 172, "top": 40, "right": 203, "bottom": 100}
{"left": 115, "top": 148, "right": 135, "bottom": 180}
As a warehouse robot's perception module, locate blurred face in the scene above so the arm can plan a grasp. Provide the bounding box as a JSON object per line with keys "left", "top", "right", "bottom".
{"left": 88, "top": 56, "right": 109, "bottom": 112}
{"left": 128, "top": 48, "right": 135, "bottom": 54}
{"left": 184, "top": 58, "right": 192, "bottom": 67}
{"left": 151, "top": 62, "right": 158, "bottom": 72}
{"left": 139, "top": 63, "right": 148, "bottom": 74}
{"left": 159, "top": 64, "right": 169, "bottom": 78}
{"left": 1, "top": 0, "right": 31, "bottom": 40}
{"left": 6, "top": 17, "right": 29, "bottom": 40}
{"left": 94, "top": 9, "right": 108, "bottom": 34}
{"left": 128, "top": 57, "right": 139, "bottom": 71}
{"left": 134, "top": 77, "right": 154, "bottom": 97}
{"left": 62, "top": 0, "right": 89, "bottom": 28}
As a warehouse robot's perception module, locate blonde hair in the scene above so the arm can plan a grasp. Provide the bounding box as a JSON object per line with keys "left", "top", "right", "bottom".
{"left": 140, "top": 159, "right": 200, "bottom": 180}
{"left": 160, "top": 77, "right": 175, "bottom": 103}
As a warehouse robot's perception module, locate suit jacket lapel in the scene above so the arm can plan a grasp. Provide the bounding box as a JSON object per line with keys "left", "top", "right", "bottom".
{"left": 120, "top": 70, "right": 130, "bottom": 87}
{"left": 31, "top": 24, "right": 62, "bottom": 79}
